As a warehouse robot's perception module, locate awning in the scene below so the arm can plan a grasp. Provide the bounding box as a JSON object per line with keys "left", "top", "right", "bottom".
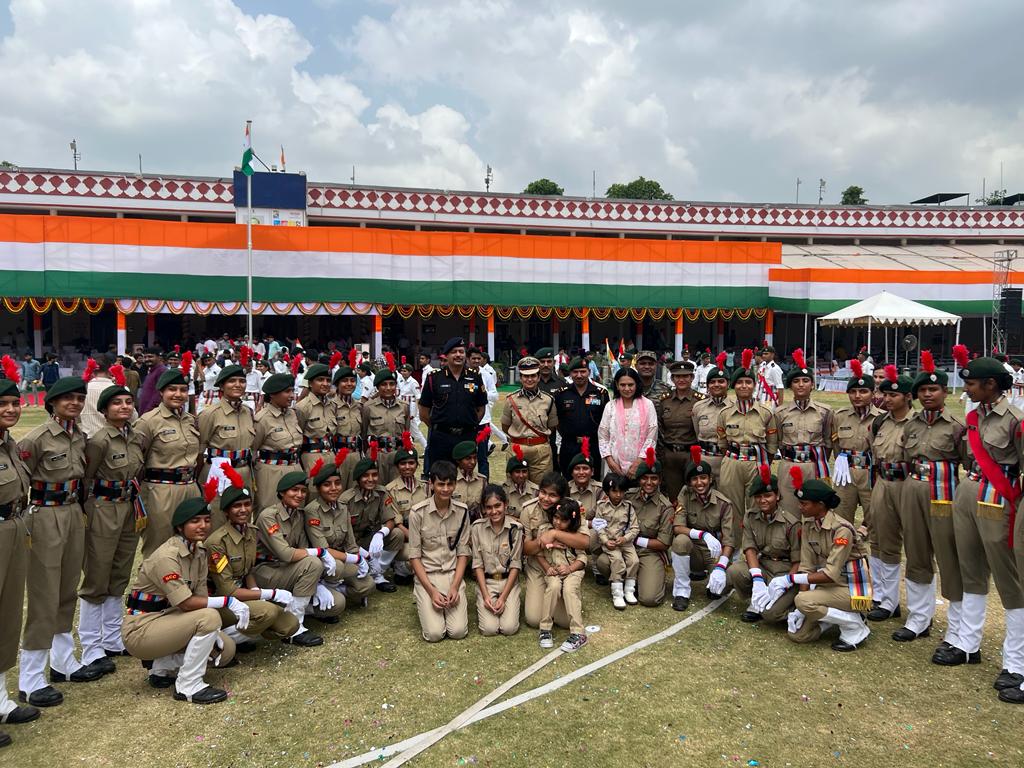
{"left": 817, "top": 291, "right": 961, "bottom": 327}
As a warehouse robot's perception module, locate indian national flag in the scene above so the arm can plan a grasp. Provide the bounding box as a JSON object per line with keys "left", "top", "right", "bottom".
{"left": 241, "top": 122, "right": 254, "bottom": 177}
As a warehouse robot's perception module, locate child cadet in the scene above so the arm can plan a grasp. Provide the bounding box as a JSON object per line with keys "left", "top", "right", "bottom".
{"left": 592, "top": 471, "right": 639, "bottom": 610}
{"left": 502, "top": 444, "right": 538, "bottom": 519}
{"left": 471, "top": 485, "right": 524, "bottom": 636}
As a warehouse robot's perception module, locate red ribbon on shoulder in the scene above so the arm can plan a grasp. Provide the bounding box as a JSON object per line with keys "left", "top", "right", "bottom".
{"left": 966, "top": 408, "right": 1020, "bottom": 548}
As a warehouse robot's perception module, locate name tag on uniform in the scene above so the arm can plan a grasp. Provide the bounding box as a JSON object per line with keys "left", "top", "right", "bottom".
{"left": 221, "top": 425, "right": 236, "bottom": 433}
{"left": 46, "top": 453, "right": 67, "bottom": 463}
{"left": 0, "top": 463, "right": 7, "bottom": 471}
{"left": 111, "top": 452, "right": 126, "bottom": 461}
{"left": 783, "top": 421, "right": 795, "bottom": 428}
{"left": 158, "top": 429, "right": 176, "bottom": 437}
{"left": 309, "top": 416, "right": 321, "bottom": 424}
{"left": 271, "top": 427, "right": 283, "bottom": 433}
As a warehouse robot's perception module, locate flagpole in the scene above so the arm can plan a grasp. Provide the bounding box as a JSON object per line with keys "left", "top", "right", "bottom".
{"left": 246, "top": 119, "right": 254, "bottom": 347}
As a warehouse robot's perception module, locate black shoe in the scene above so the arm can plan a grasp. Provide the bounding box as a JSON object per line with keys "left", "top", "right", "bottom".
{"left": 282, "top": 631, "right": 323, "bottom": 647}
{"left": 375, "top": 581, "right": 397, "bottom": 593}
{"left": 104, "top": 649, "right": 131, "bottom": 657}
{"left": 500, "top": 444, "right": 509, "bottom": 452}
{"left": 998, "top": 686, "right": 1024, "bottom": 704}
{"left": 85, "top": 656, "right": 116, "bottom": 675}
{"left": 140, "top": 659, "right": 154, "bottom": 670}
{"left": 18, "top": 687, "right": 62, "bottom": 707}
{"left": 217, "top": 657, "right": 240, "bottom": 669}
{"left": 392, "top": 573, "right": 414, "bottom": 586}
{"left": 594, "top": 573, "right": 609, "bottom": 586}
{"left": 0, "top": 731, "right": 10, "bottom": 748}
{"left": 831, "top": 638, "right": 864, "bottom": 652}
{"left": 892, "top": 625, "right": 931, "bottom": 642}
{"left": 148, "top": 674, "right": 177, "bottom": 689}
{"left": 994, "top": 669, "right": 1024, "bottom": 690}
{"left": 706, "top": 589, "right": 724, "bottom": 600}
{"left": 234, "top": 641, "right": 259, "bottom": 654}
{"left": 173, "top": 685, "right": 227, "bottom": 705}
{"left": 672, "top": 596, "right": 690, "bottom": 612}
{"left": 866, "top": 605, "right": 901, "bottom": 622}
{"left": 740, "top": 610, "right": 762, "bottom": 623}
{"left": 310, "top": 614, "right": 339, "bottom": 624}
{"left": 50, "top": 665, "right": 104, "bottom": 684}
{"left": 690, "top": 571, "right": 707, "bottom": 582}
{"left": 931, "top": 646, "right": 981, "bottom": 666}
{"left": 1, "top": 705, "right": 40, "bottom": 725}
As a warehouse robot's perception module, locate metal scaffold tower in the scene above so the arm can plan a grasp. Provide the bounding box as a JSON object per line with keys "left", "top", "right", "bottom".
{"left": 992, "top": 249, "right": 1018, "bottom": 354}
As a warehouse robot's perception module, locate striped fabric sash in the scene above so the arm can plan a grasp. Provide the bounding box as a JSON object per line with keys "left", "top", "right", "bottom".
{"left": 846, "top": 557, "right": 873, "bottom": 611}
{"left": 257, "top": 449, "right": 299, "bottom": 465}
{"left": 205, "top": 447, "right": 251, "bottom": 466}
{"left": 910, "top": 459, "right": 958, "bottom": 516}
{"left": 132, "top": 478, "right": 147, "bottom": 532}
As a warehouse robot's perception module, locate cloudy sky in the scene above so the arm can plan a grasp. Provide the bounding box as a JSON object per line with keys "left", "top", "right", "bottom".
{"left": 1, "top": 0, "right": 1021, "bottom": 204}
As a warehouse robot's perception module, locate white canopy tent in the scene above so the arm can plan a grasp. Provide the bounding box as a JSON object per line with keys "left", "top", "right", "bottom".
{"left": 814, "top": 290, "right": 962, "bottom": 376}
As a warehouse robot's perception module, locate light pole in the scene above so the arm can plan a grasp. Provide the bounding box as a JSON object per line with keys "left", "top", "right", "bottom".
{"left": 69, "top": 140, "right": 81, "bottom": 171}
{"left": 484, "top": 165, "right": 493, "bottom": 192}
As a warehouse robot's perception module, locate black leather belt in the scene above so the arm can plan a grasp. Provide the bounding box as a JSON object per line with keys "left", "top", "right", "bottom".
{"left": 144, "top": 467, "right": 196, "bottom": 484}
{"left": 664, "top": 442, "right": 695, "bottom": 452}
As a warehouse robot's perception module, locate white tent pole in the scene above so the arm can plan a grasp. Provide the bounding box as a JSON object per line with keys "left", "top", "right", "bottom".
{"left": 812, "top": 317, "right": 818, "bottom": 375}
{"left": 803, "top": 312, "right": 808, "bottom": 352}
{"left": 954, "top": 319, "right": 961, "bottom": 393}
{"left": 868, "top": 318, "right": 872, "bottom": 360}
{"left": 983, "top": 316, "right": 987, "bottom": 357}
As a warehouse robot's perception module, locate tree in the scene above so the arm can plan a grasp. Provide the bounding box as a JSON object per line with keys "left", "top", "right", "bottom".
{"left": 975, "top": 189, "right": 1008, "bottom": 205}
{"left": 605, "top": 176, "right": 673, "bottom": 200}
{"left": 0, "top": 160, "right": 16, "bottom": 170}
{"left": 523, "top": 178, "right": 564, "bottom": 196}
{"left": 840, "top": 185, "right": 868, "bottom": 205}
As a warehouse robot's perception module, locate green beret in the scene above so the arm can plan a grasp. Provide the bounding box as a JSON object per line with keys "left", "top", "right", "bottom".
{"left": 847, "top": 374, "right": 873, "bottom": 392}
{"left": 215, "top": 364, "right": 245, "bottom": 387}
{"left": 960, "top": 357, "right": 1012, "bottom": 391}
{"left": 794, "top": 478, "right": 840, "bottom": 509}
{"left": 568, "top": 357, "right": 587, "bottom": 371}
{"left": 635, "top": 460, "right": 662, "bottom": 478}
{"left": 220, "top": 484, "right": 252, "bottom": 511}
{"left": 0, "top": 377, "right": 18, "bottom": 398}
{"left": 373, "top": 370, "right": 397, "bottom": 387}
{"left": 156, "top": 368, "right": 186, "bottom": 390}
{"left": 333, "top": 366, "right": 356, "bottom": 383}
{"left": 452, "top": 441, "right": 477, "bottom": 461}
{"left": 97, "top": 384, "right": 132, "bottom": 413}
{"left": 352, "top": 457, "right": 377, "bottom": 482}
{"left": 172, "top": 496, "right": 211, "bottom": 528}
{"left": 399, "top": 363, "right": 414, "bottom": 372}
{"left": 45, "top": 376, "right": 87, "bottom": 403}
{"left": 534, "top": 347, "right": 553, "bottom": 359}
{"left": 784, "top": 365, "right": 814, "bottom": 387}
{"left": 506, "top": 453, "right": 528, "bottom": 473}
{"left": 394, "top": 447, "right": 418, "bottom": 465}
{"left": 276, "top": 471, "right": 307, "bottom": 494}
{"left": 304, "top": 363, "right": 330, "bottom": 383}
{"left": 706, "top": 364, "right": 730, "bottom": 383}
{"left": 730, "top": 366, "right": 756, "bottom": 388}
{"left": 312, "top": 461, "right": 340, "bottom": 487}
{"left": 568, "top": 453, "right": 592, "bottom": 470}
{"left": 748, "top": 471, "right": 780, "bottom": 497}
{"left": 685, "top": 459, "right": 713, "bottom": 483}
{"left": 262, "top": 372, "right": 294, "bottom": 395}
{"left": 911, "top": 369, "right": 949, "bottom": 397}
{"left": 879, "top": 372, "right": 914, "bottom": 395}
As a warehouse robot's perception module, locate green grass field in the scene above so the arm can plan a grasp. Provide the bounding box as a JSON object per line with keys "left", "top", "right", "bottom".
{"left": 4, "top": 392, "right": 1023, "bottom": 768}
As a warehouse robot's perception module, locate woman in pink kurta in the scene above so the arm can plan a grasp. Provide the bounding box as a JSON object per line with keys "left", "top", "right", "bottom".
{"left": 598, "top": 368, "right": 658, "bottom": 479}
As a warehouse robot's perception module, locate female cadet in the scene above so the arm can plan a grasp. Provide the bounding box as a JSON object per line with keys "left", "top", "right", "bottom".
{"left": 122, "top": 493, "right": 244, "bottom": 704}
{"left": 502, "top": 445, "right": 538, "bottom": 519}
{"left": 18, "top": 376, "right": 99, "bottom": 708}
{"left": 471, "top": 485, "right": 524, "bottom": 636}
{"left": 252, "top": 372, "right": 304, "bottom": 512}
{"left": 79, "top": 369, "right": 144, "bottom": 674}
{"left": 0, "top": 367, "right": 37, "bottom": 745}
{"left": 361, "top": 369, "right": 410, "bottom": 486}
{"left": 343, "top": 456, "right": 404, "bottom": 592}
{"left": 135, "top": 364, "right": 201, "bottom": 557}
{"left": 331, "top": 366, "right": 364, "bottom": 488}
{"left": 294, "top": 363, "right": 336, "bottom": 491}
{"left": 624, "top": 455, "right": 675, "bottom": 607}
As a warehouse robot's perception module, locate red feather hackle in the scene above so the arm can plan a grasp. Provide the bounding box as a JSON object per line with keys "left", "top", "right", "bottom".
{"left": 741, "top": 348, "right": 754, "bottom": 370}
{"left": 788, "top": 465, "right": 804, "bottom": 491}
{"left": 884, "top": 364, "right": 898, "bottom": 383}
{"left": 335, "top": 447, "right": 349, "bottom": 466}
{"left": 369, "top": 440, "right": 379, "bottom": 462}
{"left": 645, "top": 446, "right": 655, "bottom": 469}
{"left": 715, "top": 352, "right": 727, "bottom": 370}
{"left": 689, "top": 445, "right": 702, "bottom": 466}
{"left": 109, "top": 363, "right": 126, "bottom": 387}
{"left": 513, "top": 444, "right": 524, "bottom": 462}
{"left": 385, "top": 351, "right": 396, "bottom": 372}
{"left": 952, "top": 344, "right": 970, "bottom": 369}
{"left": 758, "top": 463, "right": 772, "bottom": 486}
{"left": 850, "top": 359, "right": 863, "bottom": 378}
{"left": 290, "top": 353, "right": 303, "bottom": 377}
{"left": 180, "top": 351, "right": 193, "bottom": 377}
{"left": 402, "top": 431, "right": 413, "bottom": 452}
{"left": 921, "top": 350, "right": 935, "bottom": 374}
{"left": 329, "top": 351, "right": 342, "bottom": 369}
{"left": 82, "top": 358, "right": 99, "bottom": 383}
{"left": 348, "top": 348, "right": 359, "bottom": 368}
{"left": 581, "top": 436, "right": 590, "bottom": 460}
{"left": 792, "top": 348, "right": 806, "bottom": 370}
{"left": 239, "top": 345, "right": 252, "bottom": 368}
{"left": 223, "top": 464, "right": 245, "bottom": 489}
{"left": 476, "top": 425, "right": 491, "bottom": 444}
{"left": 1, "top": 355, "right": 20, "bottom": 383}
{"left": 203, "top": 476, "right": 219, "bottom": 504}
{"left": 308, "top": 457, "right": 324, "bottom": 479}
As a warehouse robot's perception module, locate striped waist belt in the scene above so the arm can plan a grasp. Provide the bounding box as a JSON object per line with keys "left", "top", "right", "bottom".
{"left": 842, "top": 450, "right": 872, "bottom": 468}
{"left": 510, "top": 436, "right": 548, "bottom": 446}
{"left": 726, "top": 444, "right": 766, "bottom": 462}
{"left": 92, "top": 479, "right": 135, "bottom": 501}
{"left": 365, "top": 435, "right": 397, "bottom": 451}
{"left": 257, "top": 449, "right": 299, "bottom": 465}
{"left": 909, "top": 460, "right": 959, "bottom": 481}
{"left": 125, "top": 590, "right": 170, "bottom": 614}
{"left": 967, "top": 462, "right": 1019, "bottom": 482}
{"left": 144, "top": 467, "right": 196, "bottom": 485}
{"left": 301, "top": 437, "right": 333, "bottom": 453}
{"left": 781, "top": 444, "right": 823, "bottom": 463}
{"left": 698, "top": 440, "right": 722, "bottom": 456}
{"left": 29, "top": 479, "right": 80, "bottom": 506}
{"left": 0, "top": 501, "right": 25, "bottom": 520}
{"left": 205, "top": 448, "right": 251, "bottom": 467}
{"left": 876, "top": 462, "right": 908, "bottom": 481}
{"left": 333, "top": 435, "right": 363, "bottom": 451}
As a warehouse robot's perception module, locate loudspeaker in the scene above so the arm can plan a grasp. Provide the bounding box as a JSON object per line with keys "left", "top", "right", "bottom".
{"left": 999, "top": 288, "right": 1023, "bottom": 330}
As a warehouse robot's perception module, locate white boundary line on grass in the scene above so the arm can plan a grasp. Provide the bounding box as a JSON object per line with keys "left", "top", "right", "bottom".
{"left": 329, "top": 595, "right": 729, "bottom": 768}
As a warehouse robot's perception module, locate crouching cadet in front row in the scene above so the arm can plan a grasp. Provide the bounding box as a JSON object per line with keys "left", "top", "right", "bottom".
{"left": 121, "top": 492, "right": 243, "bottom": 704}
{"left": 771, "top": 468, "right": 873, "bottom": 652}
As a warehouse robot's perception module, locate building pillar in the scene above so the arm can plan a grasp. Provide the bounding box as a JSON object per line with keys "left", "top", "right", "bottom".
{"left": 373, "top": 310, "right": 383, "bottom": 358}
{"left": 33, "top": 311, "right": 43, "bottom": 359}
{"left": 147, "top": 313, "right": 156, "bottom": 347}
{"left": 716, "top": 317, "right": 725, "bottom": 353}
{"left": 764, "top": 309, "right": 775, "bottom": 347}
{"left": 552, "top": 318, "right": 560, "bottom": 354}
{"left": 674, "top": 314, "right": 683, "bottom": 360}
{"left": 468, "top": 314, "right": 476, "bottom": 347}
{"left": 581, "top": 312, "right": 590, "bottom": 352}
{"left": 635, "top": 321, "right": 643, "bottom": 351}
{"left": 116, "top": 310, "right": 127, "bottom": 356}
{"left": 486, "top": 311, "right": 495, "bottom": 360}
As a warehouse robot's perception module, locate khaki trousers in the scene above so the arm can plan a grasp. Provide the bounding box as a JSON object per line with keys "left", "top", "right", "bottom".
{"left": 789, "top": 584, "right": 856, "bottom": 643}
{"left": 476, "top": 578, "right": 521, "bottom": 636}
{"left": 0, "top": 517, "right": 28, "bottom": 670}
{"left": 718, "top": 457, "right": 756, "bottom": 549}
{"left": 661, "top": 449, "right": 691, "bottom": 503}
{"left": 122, "top": 607, "right": 235, "bottom": 666}
{"left": 594, "top": 548, "right": 667, "bottom": 607}
{"left": 671, "top": 534, "right": 714, "bottom": 571}
{"left": 901, "top": 477, "right": 962, "bottom": 601}
{"left": 540, "top": 570, "right": 584, "bottom": 634}
{"left": 833, "top": 466, "right": 872, "bottom": 525}
{"left": 524, "top": 563, "right": 570, "bottom": 629}
{"left": 953, "top": 478, "right": 1024, "bottom": 610}
{"left": 253, "top": 462, "right": 299, "bottom": 516}
{"left": 218, "top": 600, "right": 300, "bottom": 640}
{"left": 727, "top": 559, "right": 796, "bottom": 623}
{"left": 24, "top": 503, "right": 84, "bottom": 650}
{"left": 413, "top": 571, "right": 468, "bottom": 642}
{"left": 81, "top": 497, "right": 139, "bottom": 602}
{"left": 599, "top": 543, "right": 639, "bottom": 581}
{"left": 868, "top": 478, "right": 904, "bottom": 565}
{"left": 520, "top": 443, "right": 552, "bottom": 485}
{"left": 140, "top": 481, "right": 200, "bottom": 557}
{"left": 252, "top": 558, "right": 324, "bottom": 598}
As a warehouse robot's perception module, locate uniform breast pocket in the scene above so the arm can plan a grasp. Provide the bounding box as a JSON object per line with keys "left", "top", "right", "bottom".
{"left": 932, "top": 431, "right": 956, "bottom": 454}
{"left": 157, "top": 429, "right": 180, "bottom": 444}
{"left": 561, "top": 400, "right": 575, "bottom": 413}
{"left": 0, "top": 465, "right": 16, "bottom": 488}
{"left": 104, "top": 451, "right": 129, "bottom": 471}
{"left": 44, "top": 452, "right": 70, "bottom": 470}
{"left": 370, "top": 414, "right": 386, "bottom": 428}
{"left": 725, "top": 422, "right": 741, "bottom": 437}
{"left": 216, "top": 425, "right": 238, "bottom": 440}
{"left": 985, "top": 424, "right": 1012, "bottom": 452}
{"left": 837, "top": 425, "right": 854, "bottom": 439}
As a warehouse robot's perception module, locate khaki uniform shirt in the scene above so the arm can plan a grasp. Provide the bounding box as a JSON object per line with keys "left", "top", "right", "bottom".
{"left": 773, "top": 400, "right": 834, "bottom": 450}
{"left": 871, "top": 410, "right": 913, "bottom": 464}
{"left": 536, "top": 522, "right": 588, "bottom": 567}
{"left": 136, "top": 404, "right": 200, "bottom": 470}
{"left": 360, "top": 397, "right": 410, "bottom": 447}
{"left": 656, "top": 390, "right": 701, "bottom": 447}
{"left": 84, "top": 422, "right": 144, "bottom": 487}
{"left": 500, "top": 389, "right": 557, "bottom": 439}
{"left": 206, "top": 523, "right": 259, "bottom": 596}
{"left": 332, "top": 395, "right": 364, "bottom": 444}
{"left": 255, "top": 504, "right": 312, "bottom": 564}
{"left": 832, "top": 405, "right": 883, "bottom": 454}
{"left": 569, "top": 480, "right": 604, "bottom": 520}
{"left": 799, "top": 511, "right": 868, "bottom": 584}
{"left": 304, "top": 497, "right": 358, "bottom": 553}
{"left": 294, "top": 394, "right": 337, "bottom": 444}
{"left": 716, "top": 401, "right": 778, "bottom": 454}
{"left": 903, "top": 409, "right": 967, "bottom": 463}
{"left": 383, "top": 477, "right": 429, "bottom": 526}
{"left": 197, "top": 398, "right": 255, "bottom": 456}
{"left": 130, "top": 535, "right": 208, "bottom": 608}
{"left": 19, "top": 418, "right": 87, "bottom": 486}
{"left": 677, "top": 487, "right": 734, "bottom": 543}
{"left": 340, "top": 487, "right": 395, "bottom": 540}
{"left": 501, "top": 479, "right": 538, "bottom": 520}
{"left": 593, "top": 498, "right": 638, "bottom": 544}
{"left": 253, "top": 404, "right": 303, "bottom": 453}
{"left": 626, "top": 489, "right": 675, "bottom": 545}
{"left": 741, "top": 507, "right": 802, "bottom": 564}
{"left": 0, "top": 430, "right": 30, "bottom": 507}
{"left": 470, "top": 516, "right": 524, "bottom": 577}
{"left": 966, "top": 397, "right": 1024, "bottom": 467}
{"left": 454, "top": 471, "right": 486, "bottom": 515}
{"left": 407, "top": 497, "right": 472, "bottom": 574}
{"left": 693, "top": 396, "right": 733, "bottom": 448}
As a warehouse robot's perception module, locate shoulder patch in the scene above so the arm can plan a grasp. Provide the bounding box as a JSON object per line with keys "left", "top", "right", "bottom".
{"left": 162, "top": 572, "right": 181, "bottom": 583}
{"left": 308, "top": 518, "right": 321, "bottom": 527}
{"left": 209, "top": 552, "right": 227, "bottom": 573}
{"left": 19, "top": 450, "right": 30, "bottom": 460}
{"left": 384, "top": 495, "right": 393, "bottom": 506}
{"left": 267, "top": 522, "right": 281, "bottom": 535}
{"left": 833, "top": 536, "right": 849, "bottom": 546}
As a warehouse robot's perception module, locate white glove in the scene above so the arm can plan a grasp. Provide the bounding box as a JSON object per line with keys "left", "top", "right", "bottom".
{"left": 344, "top": 552, "right": 360, "bottom": 564}
{"left": 787, "top": 609, "right": 806, "bottom": 633}
{"left": 591, "top": 517, "right": 608, "bottom": 532}
{"left": 369, "top": 527, "right": 387, "bottom": 556}
{"left": 749, "top": 567, "right": 770, "bottom": 612}
{"left": 707, "top": 567, "right": 727, "bottom": 596}
{"left": 357, "top": 557, "right": 369, "bottom": 579}
{"left": 212, "top": 633, "right": 226, "bottom": 667}
{"left": 359, "top": 547, "right": 370, "bottom": 560}
{"left": 765, "top": 574, "right": 792, "bottom": 607}
{"left": 320, "top": 549, "right": 337, "bottom": 577}
{"left": 312, "top": 583, "right": 335, "bottom": 611}
{"left": 635, "top": 536, "right": 650, "bottom": 549}
{"left": 832, "top": 453, "right": 852, "bottom": 487}
{"left": 689, "top": 529, "right": 722, "bottom": 560}
{"left": 225, "top": 596, "right": 250, "bottom": 630}
{"left": 260, "top": 588, "right": 293, "bottom": 605}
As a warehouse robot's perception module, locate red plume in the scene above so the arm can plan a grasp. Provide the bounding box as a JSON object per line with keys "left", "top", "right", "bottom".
{"left": 689, "top": 445, "right": 702, "bottom": 466}
{"left": 308, "top": 457, "right": 324, "bottom": 479}
{"left": 859, "top": 345, "right": 867, "bottom": 354}
{"left": 335, "top": 447, "right": 349, "bottom": 467}
{"left": 203, "top": 476, "right": 219, "bottom": 504}
{"left": 715, "top": 352, "right": 727, "bottom": 370}
{"left": 884, "top": 364, "right": 898, "bottom": 383}
{"left": 173, "top": 344, "right": 180, "bottom": 354}
{"left": 82, "top": 358, "right": 99, "bottom": 383}
{"left": 223, "top": 464, "right": 245, "bottom": 489}
{"left": 952, "top": 344, "right": 970, "bottom": 369}
{"left": 788, "top": 465, "right": 804, "bottom": 491}
{"left": 385, "top": 351, "right": 396, "bottom": 372}
{"left": 402, "top": 430, "right": 413, "bottom": 452}
{"left": 920, "top": 350, "right": 935, "bottom": 374}
{"left": 329, "top": 351, "right": 342, "bottom": 369}
{"left": 239, "top": 345, "right": 252, "bottom": 368}
{"left": 476, "top": 425, "right": 491, "bottom": 444}
{"left": 758, "top": 463, "right": 772, "bottom": 486}
{"left": 850, "top": 359, "right": 863, "bottom": 378}
{"left": 290, "top": 353, "right": 303, "bottom": 377}
{"left": 180, "top": 351, "right": 193, "bottom": 377}
{"left": 792, "top": 348, "right": 806, "bottom": 370}
{"left": 741, "top": 348, "right": 754, "bottom": 370}
{"left": 348, "top": 348, "right": 358, "bottom": 368}
{"left": 513, "top": 443, "right": 524, "bottom": 462}
{"left": 401, "top": 355, "right": 407, "bottom": 365}
{"left": 282, "top": 352, "right": 291, "bottom": 364}
{"left": 1, "top": 355, "right": 20, "bottom": 384}
{"left": 581, "top": 436, "right": 590, "bottom": 460}
{"left": 109, "top": 364, "right": 126, "bottom": 387}
{"left": 645, "top": 446, "right": 655, "bottom": 469}
{"left": 254, "top": 352, "right": 263, "bottom": 361}
{"left": 369, "top": 440, "right": 379, "bottom": 462}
